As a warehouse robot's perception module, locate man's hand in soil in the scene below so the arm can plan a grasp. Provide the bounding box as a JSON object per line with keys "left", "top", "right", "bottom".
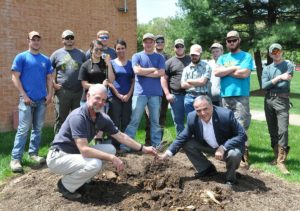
{"left": 215, "top": 146, "right": 225, "bottom": 161}
{"left": 112, "top": 156, "right": 124, "bottom": 172}
{"left": 155, "top": 152, "right": 169, "bottom": 162}
{"left": 142, "top": 146, "right": 157, "bottom": 156}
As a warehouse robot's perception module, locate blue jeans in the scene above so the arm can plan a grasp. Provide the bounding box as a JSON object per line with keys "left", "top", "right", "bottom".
{"left": 184, "top": 94, "right": 196, "bottom": 116}
{"left": 11, "top": 97, "right": 46, "bottom": 160}
{"left": 170, "top": 94, "right": 185, "bottom": 136}
{"left": 124, "top": 95, "right": 161, "bottom": 147}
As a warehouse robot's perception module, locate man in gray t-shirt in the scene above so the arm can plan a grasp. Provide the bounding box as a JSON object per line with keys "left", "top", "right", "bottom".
{"left": 47, "top": 84, "right": 157, "bottom": 200}
{"left": 51, "top": 30, "right": 86, "bottom": 134}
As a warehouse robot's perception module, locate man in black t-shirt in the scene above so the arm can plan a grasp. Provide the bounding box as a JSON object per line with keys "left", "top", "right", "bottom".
{"left": 161, "top": 39, "right": 191, "bottom": 136}
{"left": 47, "top": 84, "right": 157, "bottom": 200}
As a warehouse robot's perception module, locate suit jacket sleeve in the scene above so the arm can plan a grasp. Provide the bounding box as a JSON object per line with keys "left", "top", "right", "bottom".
{"left": 168, "top": 112, "right": 196, "bottom": 155}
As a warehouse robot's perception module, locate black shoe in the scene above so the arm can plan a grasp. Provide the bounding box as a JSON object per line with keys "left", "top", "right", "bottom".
{"left": 57, "top": 179, "right": 82, "bottom": 200}
{"left": 194, "top": 165, "right": 217, "bottom": 178}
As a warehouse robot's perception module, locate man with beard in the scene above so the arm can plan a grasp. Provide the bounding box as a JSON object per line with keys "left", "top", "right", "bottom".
{"left": 181, "top": 44, "right": 211, "bottom": 115}
{"left": 47, "top": 84, "right": 157, "bottom": 200}
{"left": 51, "top": 30, "right": 86, "bottom": 134}
{"left": 214, "top": 30, "right": 254, "bottom": 168}
{"left": 161, "top": 39, "right": 191, "bottom": 136}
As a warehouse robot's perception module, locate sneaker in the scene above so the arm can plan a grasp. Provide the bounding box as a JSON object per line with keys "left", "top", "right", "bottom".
{"left": 194, "top": 165, "right": 217, "bottom": 178}
{"left": 57, "top": 179, "right": 82, "bottom": 200}
{"left": 29, "top": 155, "right": 46, "bottom": 164}
{"left": 10, "top": 159, "right": 23, "bottom": 173}
{"left": 156, "top": 140, "right": 168, "bottom": 152}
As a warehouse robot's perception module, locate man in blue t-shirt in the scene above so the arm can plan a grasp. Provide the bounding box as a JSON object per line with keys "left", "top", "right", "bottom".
{"left": 215, "top": 30, "right": 254, "bottom": 168}
{"left": 10, "top": 31, "right": 54, "bottom": 173}
{"left": 124, "top": 33, "right": 165, "bottom": 149}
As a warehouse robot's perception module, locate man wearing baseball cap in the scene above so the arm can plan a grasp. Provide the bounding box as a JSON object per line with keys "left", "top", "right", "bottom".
{"left": 214, "top": 30, "right": 254, "bottom": 168}
{"left": 10, "top": 31, "right": 53, "bottom": 172}
{"left": 50, "top": 30, "right": 87, "bottom": 134}
{"left": 123, "top": 33, "right": 165, "bottom": 151}
{"left": 262, "top": 43, "right": 294, "bottom": 175}
{"left": 208, "top": 43, "right": 223, "bottom": 106}
{"left": 161, "top": 39, "right": 191, "bottom": 135}
{"left": 181, "top": 44, "right": 211, "bottom": 115}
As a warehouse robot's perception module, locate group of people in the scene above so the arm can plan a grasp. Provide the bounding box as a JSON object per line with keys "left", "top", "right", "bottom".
{"left": 9, "top": 28, "right": 294, "bottom": 200}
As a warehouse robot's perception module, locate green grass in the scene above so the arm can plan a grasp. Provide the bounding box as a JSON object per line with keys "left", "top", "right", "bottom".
{"left": 250, "top": 71, "right": 300, "bottom": 114}
{"left": 1, "top": 111, "right": 299, "bottom": 184}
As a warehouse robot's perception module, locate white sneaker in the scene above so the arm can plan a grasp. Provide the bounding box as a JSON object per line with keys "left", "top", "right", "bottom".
{"left": 30, "top": 155, "right": 46, "bottom": 164}
{"left": 10, "top": 160, "right": 23, "bottom": 173}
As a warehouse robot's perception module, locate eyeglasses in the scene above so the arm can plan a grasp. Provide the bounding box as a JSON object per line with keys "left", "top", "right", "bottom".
{"left": 175, "top": 45, "right": 184, "bottom": 49}
{"left": 64, "top": 36, "right": 74, "bottom": 40}
{"left": 99, "top": 35, "right": 109, "bottom": 40}
{"left": 271, "top": 49, "right": 282, "bottom": 55}
{"left": 226, "top": 39, "right": 238, "bottom": 44}
{"left": 93, "top": 48, "right": 103, "bottom": 52}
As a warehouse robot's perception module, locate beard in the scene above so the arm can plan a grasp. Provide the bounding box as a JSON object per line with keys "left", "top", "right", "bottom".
{"left": 228, "top": 42, "right": 240, "bottom": 53}
{"left": 93, "top": 105, "right": 102, "bottom": 113}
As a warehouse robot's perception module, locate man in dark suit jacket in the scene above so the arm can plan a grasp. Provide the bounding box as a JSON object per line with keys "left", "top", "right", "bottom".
{"left": 157, "top": 95, "right": 247, "bottom": 185}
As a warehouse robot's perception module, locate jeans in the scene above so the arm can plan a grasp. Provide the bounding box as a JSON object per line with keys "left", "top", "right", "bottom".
{"left": 170, "top": 94, "right": 185, "bottom": 136}
{"left": 124, "top": 95, "right": 161, "bottom": 147}
{"left": 11, "top": 97, "right": 46, "bottom": 160}
{"left": 184, "top": 94, "right": 196, "bottom": 115}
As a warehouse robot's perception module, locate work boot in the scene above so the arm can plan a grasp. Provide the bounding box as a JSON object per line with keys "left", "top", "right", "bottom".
{"left": 30, "top": 155, "right": 46, "bottom": 164}
{"left": 10, "top": 159, "right": 23, "bottom": 173}
{"left": 270, "top": 144, "right": 278, "bottom": 165}
{"left": 240, "top": 147, "right": 249, "bottom": 169}
{"left": 277, "top": 145, "right": 290, "bottom": 175}
{"left": 57, "top": 179, "right": 82, "bottom": 200}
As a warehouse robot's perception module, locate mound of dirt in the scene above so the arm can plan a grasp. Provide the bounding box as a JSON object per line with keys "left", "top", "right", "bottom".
{"left": 1, "top": 152, "right": 300, "bottom": 210}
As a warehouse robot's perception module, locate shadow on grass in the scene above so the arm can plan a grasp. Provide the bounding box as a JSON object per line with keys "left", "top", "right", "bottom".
{"left": 251, "top": 89, "right": 300, "bottom": 98}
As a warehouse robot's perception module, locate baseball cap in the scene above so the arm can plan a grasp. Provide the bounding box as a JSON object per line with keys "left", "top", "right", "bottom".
{"left": 143, "top": 33, "right": 155, "bottom": 41}
{"left": 28, "top": 31, "right": 41, "bottom": 39}
{"left": 155, "top": 35, "right": 164, "bottom": 41}
{"left": 210, "top": 43, "right": 223, "bottom": 50}
{"left": 62, "top": 30, "right": 74, "bottom": 38}
{"left": 226, "top": 30, "right": 240, "bottom": 40}
{"left": 174, "top": 39, "right": 185, "bottom": 46}
{"left": 190, "top": 44, "right": 202, "bottom": 55}
{"left": 269, "top": 43, "right": 282, "bottom": 52}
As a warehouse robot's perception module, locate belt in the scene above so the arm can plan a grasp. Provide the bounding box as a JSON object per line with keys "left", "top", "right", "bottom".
{"left": 268, "top": 92, "right": 289, "bottom": 98}
{"left": 187, "top": 91, "right": 208, "bottom": 97}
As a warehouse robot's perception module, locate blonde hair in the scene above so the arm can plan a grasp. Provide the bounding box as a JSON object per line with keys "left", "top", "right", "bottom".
{"left": 97, "top": 30, "right": 109, "bottom": 37}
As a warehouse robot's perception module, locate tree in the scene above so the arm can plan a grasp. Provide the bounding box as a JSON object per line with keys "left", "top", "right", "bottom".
{"left": 177, "top": 0, "right": 300, "bottom": 88}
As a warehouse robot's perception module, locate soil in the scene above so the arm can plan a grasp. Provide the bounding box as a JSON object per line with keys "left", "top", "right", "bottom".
{"left": 1, "top": 152, "right": 300, "bottom": 211}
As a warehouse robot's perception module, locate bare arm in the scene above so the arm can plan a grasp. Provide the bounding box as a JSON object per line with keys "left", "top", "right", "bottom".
{"left": 75, "top": 138, "right": 124, "bottom": 171}
{"left": 186, "top": 77, "right": 209, "bottom": 86}
{"left": 45, "top": 73, "right": 54, "bottom": 105}
{"left": 133, "top": 65, "right": 157, "bottom": 76}
{"left": 229, "top": 68, "right": 251, "bottom": 78}
{"left": 161, "top": 75, "right": 174, "bottom": 103}
{"left": 11, "top": 71, "right": 32, "bottom": 105}
{"left": 145, "top": 69, "right": 165, "bottom": 78}
{"left": 81, "top": 80, "right": 93, "bottom": 90}
{"left": 214, "top": 65, "right": 238, "bottom": 77}
{"left": 181, "top": 81, "right": 193, "bottom": 89}
{"left": 122, "top": 78, "right": 135, "bottom": 102}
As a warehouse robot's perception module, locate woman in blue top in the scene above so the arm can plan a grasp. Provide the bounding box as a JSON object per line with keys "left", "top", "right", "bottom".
{"left": 108, "top": 39, "right": 135, "bottom": 150}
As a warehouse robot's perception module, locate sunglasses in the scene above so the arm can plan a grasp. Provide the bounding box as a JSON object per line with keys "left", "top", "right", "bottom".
{"left": 64, "top": 36, "right": 74, "bottom": 40}
{"left": 271, "top": 49, "right": 282, "bottom": 55}
{"left": 226, "top": 39, "right": 238, "bottom": 44}
{"left": 175, "top": 45, "right": 184, "bottom": 49}
{"left": 156, "top": 41, "right": 164, "bottom": 44}
{"left": 94, "top": 48, "right": 103, "bottom": 52}
{"left": 99, "top": 35, "right": 109, "bottom": 40}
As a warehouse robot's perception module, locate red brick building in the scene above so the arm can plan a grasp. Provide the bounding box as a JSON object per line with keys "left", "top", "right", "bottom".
{"left": 0, "top": 0, "right": 137, "bottom": 132}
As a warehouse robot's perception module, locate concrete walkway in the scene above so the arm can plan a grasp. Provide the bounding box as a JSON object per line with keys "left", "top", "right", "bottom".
{"left": 251, "top": 110, "right": 300, "bottom": 126}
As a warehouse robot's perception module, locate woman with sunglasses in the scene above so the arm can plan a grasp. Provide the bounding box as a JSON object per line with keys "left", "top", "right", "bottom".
{"left": 107, "top": 39, "right": 135, "bottom": 151}
{"left": 78, "top": 40, "right": 112, "bottom": 104}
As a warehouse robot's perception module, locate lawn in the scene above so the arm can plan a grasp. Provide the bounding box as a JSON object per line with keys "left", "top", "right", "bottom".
{"left": 250, "top": 71, "right": 300, "bottom": 114}
{"left": 1, "top": 110, "right": 299, "bottom": 184}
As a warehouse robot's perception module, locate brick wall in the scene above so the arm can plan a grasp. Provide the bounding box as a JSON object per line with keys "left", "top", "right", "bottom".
{"left": 0, "top": 0, "right": 137, "bottom": 132}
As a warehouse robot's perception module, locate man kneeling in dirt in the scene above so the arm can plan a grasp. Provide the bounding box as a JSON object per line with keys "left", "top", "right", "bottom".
{"left": 157, "top": 95, "right": 246, "bottom": 186}
{"left": 47, "top": 84, "right": 157, "bottom": 200}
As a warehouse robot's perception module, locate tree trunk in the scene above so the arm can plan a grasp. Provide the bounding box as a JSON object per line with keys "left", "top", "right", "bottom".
{"left": 254, "top": 49, "right": 263, "bottom": 89}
